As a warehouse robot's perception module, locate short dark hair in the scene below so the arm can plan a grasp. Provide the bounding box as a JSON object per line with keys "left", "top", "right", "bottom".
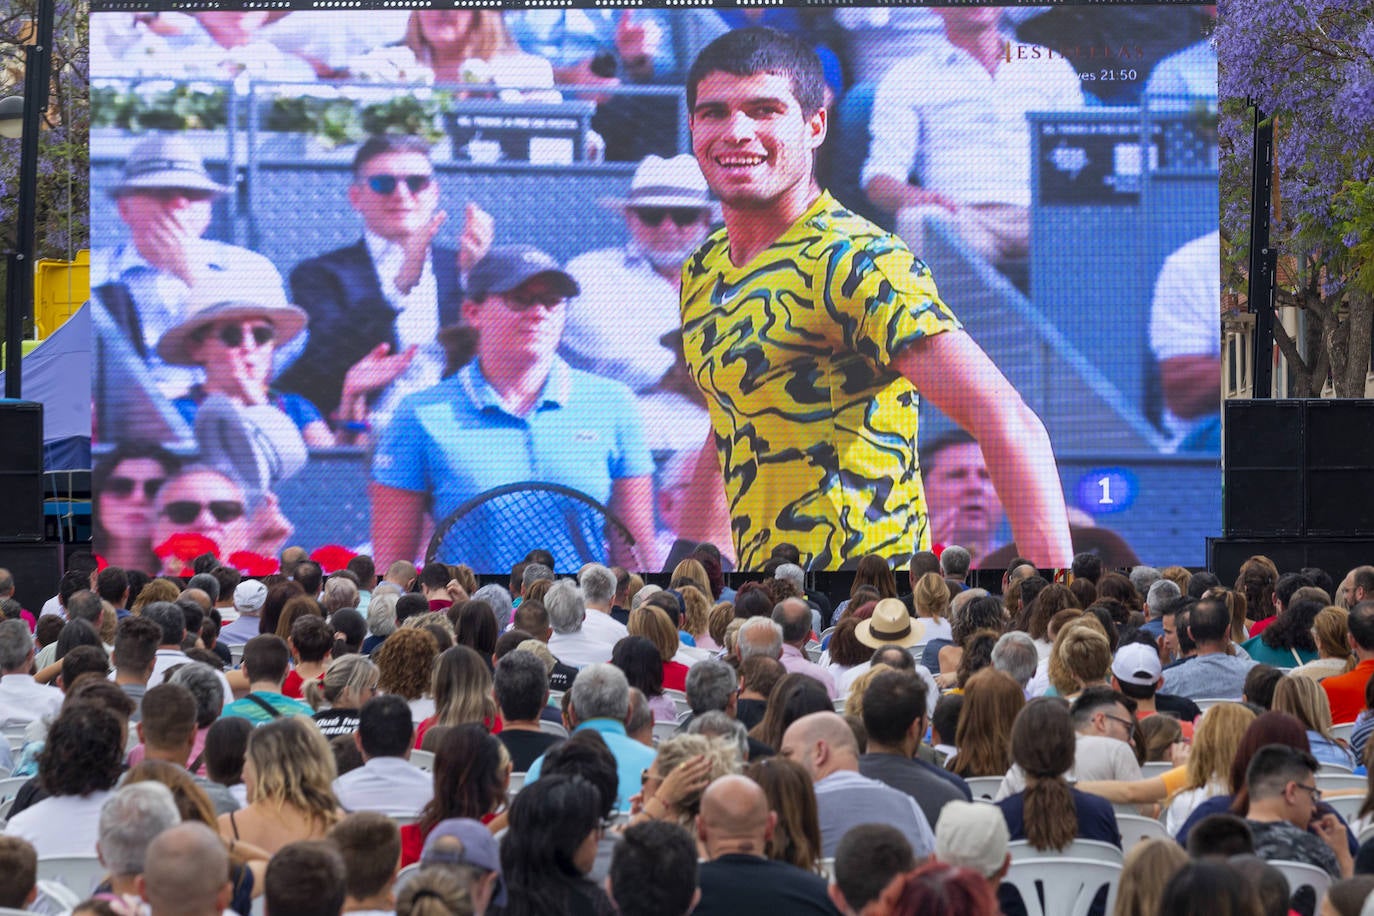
{"left": 293, "top": 561, "right": 324, "bottom": 598}
{"left": 686, "top": 27, "right": 827, "bottom": 119}
{"left": 1187, "top": 571, "right": 1221, "bottom": 598}
{"left": 1187, "top": 597, "right": 1231, "bottom": 644}
{"left": 512, "top": 599, "right": 549, "bottom": 635}
{"left": 833, "top": 824, "right": 916, "bottom": 912}
{"left": 418, "top": 563, "right": 452, "bottom": 593}
{"left": 493, "top": 650, "right": 549, "bottom": 721}
{"left": 609, "top": 821, "right": 699, "bottom": 916}
{"left": 358, "top": 694, "right": 414, "bottom": 759}
{"left": 140, "top": 682, "right": 198, "bottom": 750}
{"left": 141, "top": 601, "right": 186, "bottom": 646}
{"left": 242, "top": 634, "right": 291, "bottom": 684}
{"left": 114, "top": 616, "right": 162, "bottom": 674}
{"left": 540, "top": 730, "right": 619, "bottom": 821}
{"left": 346, "top": 555, "right": 375, "bottom": 588}
{"left": 65, "top": 590, "right": 103, "bottom": 625}
{"left": 56, "top": 618, "right": 103, "bottom": 662}
{"left": 97, "top": 567, "right": 129, "bottom": 605}
{"left": 1244, "top": 664, "right": 1284, "bottom": 709}
{"left": 58, "top": 569, "right": 89, "bottom": 606}
{"left": 930, "top": 693, "right": 963, "bottom": 746}
{"left": 265, "top": 840, "right": 347, "bottom": 916}
{"left": 861, "top": 670, "right": 927, "bottom": 746}
{"left": 770, "top": 543, "right": 802, "bottom": 565}
{"left": 211, "top": 565, "right": 241, "bottom": 601}
{"left": 204, "top": 716, "right": 253, "bottom": 786}
{"left": 1069, "top": 686, "right": 1135, "bottom": 728}
{"left": 40, "top": 702, "right": 124, "bottom": 796}
{"left": 327, "top": 813, "right": 400, "bottom": 902}
{"left": 1071, "top": 553, "right": 1103, "bottom": 584}
{"left": 0, "top": 836, "right": 37, "bottom": 909}
{"left": 61, "top": 644, "right": 109, "bottom": 687}
{"left": 1245, "top": 743, "right": 1318, "bottom": 800}
{"left": 1349, "top": 600, "right": 1374, "bottom": 652}
{"left": 290, "top": 614, "right": 334, "bottom": 663}
{"left": 1185, "top": 813, "right": 1254, "bottom": 858}
{"left": 396, "top": 593, "right": 428, "bottom": 623}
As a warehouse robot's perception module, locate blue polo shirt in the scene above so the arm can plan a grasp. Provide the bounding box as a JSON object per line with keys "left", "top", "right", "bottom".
{"left": 372, "top": 358, "right": 652, "bottom": 570}
{"left": 524, "top": 718, "right": 656, "bottom": 813}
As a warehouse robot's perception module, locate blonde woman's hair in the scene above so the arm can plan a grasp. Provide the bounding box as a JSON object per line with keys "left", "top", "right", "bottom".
{"left": 403, "top": 9, "right": 511, "bottom": 69}
{"left": 1311, "top": 606, "right": 1356, "bottom": 670}
{"left": 132, "top": 578, "right": 181, "bottom": 613}
{"left": 1272, "top": 674, "right": 1339, "bottom": 743}
{"left": 913, "top": 572, "right": 950, "bottom": 622}
{"left": 842, "top": 664, "right": 895, "bottom": 720}
{"left": 1112, "top": 838, "right": 1188, "bottom": 916}
{"left": 246, "top": 717, "right": 339, "bottom": 829}
{"left": 628, "top": 605, "right": 679, "bottom": 663}
{"left": 1057, "top": 627, "right": 1112, "bottom": 690}
{"left": 708, "top": 602, "right": 735, "bottom": 646}
{"left": 1159, "top": 566, "right": 1191, "bottom": 594}
{"left": 670, "top": 559, "right": 711, "bottom": 599}
{"left": 303, "top": 653, "right": 379, "bottom": 711}
{"left": 679, "top": 585, "right": 712, "bottom": 640}
{"left": 515, "top": 639, "right": 557, "bottom": 675}
{"left": 653, "top": 734, "right": 741, "bottom": 824}
{"left": 430, "top": 645, "right": 497, "bottom": 728}
{"left": 1180, "top": 702, "right": 1255, "bottom": 794}
{"left": 1046, "top": 615, "right": 1102, "bottom": 696}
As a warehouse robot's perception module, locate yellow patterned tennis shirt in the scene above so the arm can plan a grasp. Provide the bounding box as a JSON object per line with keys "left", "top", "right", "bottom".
{"left": 680, "top": 192, "right": 962, "bottom": 570}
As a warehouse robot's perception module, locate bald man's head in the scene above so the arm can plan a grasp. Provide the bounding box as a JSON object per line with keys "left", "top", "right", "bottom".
{"left": 780, "top": 711, "right": 859, "bottom": 781}
{"left": 139, "top": 822, "right": 231, "bottom": 916}
{"left": 697, "top": 775, "right": 775, "bottom": 858}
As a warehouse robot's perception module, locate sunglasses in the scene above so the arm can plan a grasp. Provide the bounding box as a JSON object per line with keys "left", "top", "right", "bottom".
{"left": 106, "top": 476, "right": 166, "bottom": 500}
{"left": 632, "top": 207, "right": 706, "bottom": 228}
{"left": 364, "top": 174, "right": 433, "bottom": 195}
{"left": 212, "top": 324, "right": 275, "bottom": 348}
{"left": 504, "top": 288, "right": 565, "bottom": 311}
{"left": 161, "top": 500, "right": 245, "bottom": 525}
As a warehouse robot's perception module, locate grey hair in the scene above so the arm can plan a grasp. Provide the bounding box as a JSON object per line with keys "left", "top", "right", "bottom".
{"left": 1146, "top": 579, "right": 1182, "bottom": 617}
{"left": 685, "top": 659, "right": 737, "bottom": 715}
{"left": 322, "top": 576, "right": 360, "bottom": 614}
{"left": 0, "top": 618, "right": 33, "bottom": 671}
{"left": 522, "top": 564, "right": 554, "bottom": 590}
{"left": 631, "top": 584, "right": 662, "bottom": 612}
{"left": 687, "top": 711, "right": 749, "bottom": 762}
{"left": 626, "top": 687, "right": 653, "bottom": 736}
{"left": 186, "top": 573, "right": 220, "bottom": 603}
{"left": 98, "top": 781, "right": 181, "bottom": 877}
{"left": 367, "top": 590, "right": 399, "bottom": 637}
{"left": 141, "top": 601, "right": 186, "bottom": 646}
{"left": 737, "top": 617, "right": 784, "bottom": 661}
{"left": 169, "top": 662, "right": 224, "bottom": 727}
{"left": 991, "top": 631, "right": 1039, "bottom": 687}
{"left": 940, "top": 546, "right": 972, "bottom": 579}
{"left": 1130, "top": 566, "right": 1162, "bottom": 597}
{"left": 471, "top": 584, "right": 513, "bottom": 628}
{"left": 545, "top": 580, "right": 586, "bottom": 635}
{"left": 579, "top": 564, "right": 617, "bottom": 606}
{"left": 774, "top": 563, "right": 805, "bottom": 591}
{"left": 571, "top": 662, "right": 630, "bottom": 722}
{"left": 493, "top": 649, "right": 549, "bottom": 716}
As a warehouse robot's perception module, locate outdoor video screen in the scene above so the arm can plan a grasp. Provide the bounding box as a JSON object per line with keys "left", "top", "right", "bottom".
{"left": 88, "top": 1, "right": 1220, "bottom": 575}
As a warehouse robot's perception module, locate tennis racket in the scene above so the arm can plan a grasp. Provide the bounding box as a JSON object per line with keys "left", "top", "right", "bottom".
{"left": 424, "top": 481, "right": 645, "bottom": 573}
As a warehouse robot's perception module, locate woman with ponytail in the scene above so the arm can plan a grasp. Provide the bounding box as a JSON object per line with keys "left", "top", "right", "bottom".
{"left": 997, "top": 697, "right": 1121, "bottom": 851}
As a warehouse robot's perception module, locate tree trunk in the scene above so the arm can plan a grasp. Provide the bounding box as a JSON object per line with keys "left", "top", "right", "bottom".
{"left": 1335, "top": 291, "right": 1374, "bottom": 397}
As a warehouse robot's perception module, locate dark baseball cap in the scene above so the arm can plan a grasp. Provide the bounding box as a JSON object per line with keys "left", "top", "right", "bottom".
{"left": 467, "top": 246, "right": 579, "bottom": 302}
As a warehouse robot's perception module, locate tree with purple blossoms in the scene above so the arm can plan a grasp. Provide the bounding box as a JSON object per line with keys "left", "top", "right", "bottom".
{"left": 0, "top": 0, "right": 89, "bottom": 334}
{"left": 1217, "top": 0, "right": 1374, "bottom": 397}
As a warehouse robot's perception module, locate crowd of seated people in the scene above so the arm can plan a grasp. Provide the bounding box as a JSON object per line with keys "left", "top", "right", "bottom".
{"left": 12, "top": 544, "right": 1374, "bottom": 915}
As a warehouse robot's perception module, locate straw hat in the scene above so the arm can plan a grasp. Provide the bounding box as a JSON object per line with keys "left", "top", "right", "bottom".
{"left": 156, "top": 273, "right": 306, "bottom": 366}
{"left": 855, "top": 598, "right": 926, "bottom": 649}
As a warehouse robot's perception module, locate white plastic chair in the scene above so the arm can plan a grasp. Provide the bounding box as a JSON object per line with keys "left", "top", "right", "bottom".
{"left": 1268, "top": 859, "right": 1332, "bottom": 911}
{"left": 1192, "top": 698, "right": 1240, "bottom": 712}
{"left": 392, "top": 862, "right": 422, "bottom": 896}
{"left": 387, "top": 813, "right": 420, "bottom": 828}
{"left": 508, "top": 771, "right": 526, "bottom": 799}
{"left": 1001, "top": 857, "right": 1121, "bottom": 916}
{"left": 1331, "top": 722, "right": 1355, "bottom": 744}
{"left": 1357, "top": 821, "right": 1374, "bottom": 847}
{"left": 2, "top": 724, "right": 26, "bottom": 752}
{"left": 665, "top": 689, "right": 692, "bottom": 719}
{"left": 410, "top": 749, "right": 435, "bottom": 772}
{"left": 964, "top": 776, "right": 1004, "bottom": 801}
{"left": 1115, "top": 813, "right": 1171, "bottom": 848}
{"left": 0, "top": 775, "right": 28, "bottom": 804}
{"left": 653, "top": 721, "right": 680, "bottom": 745}
{"left": 36, "top": 855, "right": 105, "bottom": 896}
{"left": 1316, "top": 773, "right": 1367, "bottom": 794}
{"left": 539, "top": 719, "right": 569, "bottom": 738}
{"left": 1140, "top": 761, "right": 1174, "bottom": 778}
{"left": 1320, "top": 792, "right": 1365, "bottom": 822}
{"left": 1008, "top": 839, "right": 1124, "bottom": 864}
{"left": 817, "top": 857, "right": 835, "bottom": 880}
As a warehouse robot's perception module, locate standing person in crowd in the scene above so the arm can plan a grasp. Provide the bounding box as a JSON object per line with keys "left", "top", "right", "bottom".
{"left": 676, "top": 27, "right": 1071, "bottom": 570}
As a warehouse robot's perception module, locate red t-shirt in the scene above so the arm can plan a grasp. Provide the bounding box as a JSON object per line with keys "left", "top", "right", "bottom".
{"left": 663, "top": 661, "right": 690, "bottom": 692}
{"left": 1248, "top": 615, "right": 1276, "bottom": 637}
{"left": 281, "top": 669, "right": 324, "bottom": 699}
{"left": 414, "top": 714, "right": 502, "bottom": 749}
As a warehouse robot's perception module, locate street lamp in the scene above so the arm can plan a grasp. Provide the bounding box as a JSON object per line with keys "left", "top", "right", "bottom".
{"left": 4, "top": 0, "right": 55, "bottom": 399}
{"left": 0, "top": 95, "right": 22, "bottom": 139}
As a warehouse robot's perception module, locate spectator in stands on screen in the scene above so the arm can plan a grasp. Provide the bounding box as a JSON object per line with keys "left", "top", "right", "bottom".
{"left": 148, "top": 467, "right": 292, "bottom": 576}
{"left": 368, "top": 245, "right": 656, "bottom": 572}
{"left": 91, "top": 134, "right": 289, "bottom": 401}
{"left": 277, "top": 135, "right": 494, "bottom": 424}
{"left": 862, "top": 8, "right": 1083, "bottom": 274}
{"left": 350, "top": 10, "right": 557, "bottom": 100}
{"left": 1149, "top": 229, "right": 1222, "bottom": 452}
{"left": 154, "top": 273, "right": 333, "bottom": 448}
{"left": 1160, "top": 596, "right": 1257, "bottom": 700}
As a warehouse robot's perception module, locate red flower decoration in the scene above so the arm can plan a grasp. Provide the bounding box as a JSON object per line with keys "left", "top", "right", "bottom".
{"left": 311, "top": 544, "right": 358, "bottom": 574}
{"left": 931, "top": 543, "right": 945, "bottom": 558}
{"left": 154, "top": 533, "right": 220, "bottom": 562}
{"left": 95, "top": 555, "right": 109, "bottom": 572}
{"left": 229, "top": 551, "right": 278, "bottom": 577}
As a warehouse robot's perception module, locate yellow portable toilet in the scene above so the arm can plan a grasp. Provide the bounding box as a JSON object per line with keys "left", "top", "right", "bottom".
{"left": 34, "top": 249, "right": 90, "bottom": 338}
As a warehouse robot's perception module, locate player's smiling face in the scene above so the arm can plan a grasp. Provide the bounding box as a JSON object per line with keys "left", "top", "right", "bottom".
{"left": 690, "top": 70, "right": 826, "bottom": 211}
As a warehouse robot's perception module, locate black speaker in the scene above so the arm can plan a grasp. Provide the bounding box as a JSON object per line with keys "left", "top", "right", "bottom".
{"left": 1224, "top": 400, "right": 1304, "bottom": 536}
{"left": 1209, "top": 537, "right": 1374, "bottom": 585}
{"left": 1306, "top": 400, "right": 1374, "bottom": 535}
{"left": 0, "top": 400, "right": 44, "bottom": 541}
{"left": 0, "top": 541, "right": 62, "bottom": 612}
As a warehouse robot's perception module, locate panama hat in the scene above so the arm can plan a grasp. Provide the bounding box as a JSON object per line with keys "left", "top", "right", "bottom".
{"left": 156, "top": 272, "right": 307, "bottom": 366}
{"left": 855, "top": 598, "right": 926, "bottom": 649}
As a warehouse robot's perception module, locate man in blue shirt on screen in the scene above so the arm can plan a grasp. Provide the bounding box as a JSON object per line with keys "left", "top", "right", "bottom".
{"left": 369, "top": 246, "right": 657, "bottom": 572}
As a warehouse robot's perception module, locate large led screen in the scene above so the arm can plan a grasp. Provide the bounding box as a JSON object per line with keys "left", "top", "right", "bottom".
{"left": 88, "top": 2, "right": 1220, "bottom": 575}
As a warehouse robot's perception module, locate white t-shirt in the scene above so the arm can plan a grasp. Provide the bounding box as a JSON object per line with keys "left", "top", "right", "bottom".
{"left": 1148, "top": 230, "right": 1222, "bottom": 445}
{"left": 3, "top": 790, "right": 114, "bottom": 858}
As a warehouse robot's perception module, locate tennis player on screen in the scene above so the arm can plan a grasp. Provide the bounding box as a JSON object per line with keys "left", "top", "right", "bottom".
{"left": 678, "top": 27, "right": 1072, "bottom": 571}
